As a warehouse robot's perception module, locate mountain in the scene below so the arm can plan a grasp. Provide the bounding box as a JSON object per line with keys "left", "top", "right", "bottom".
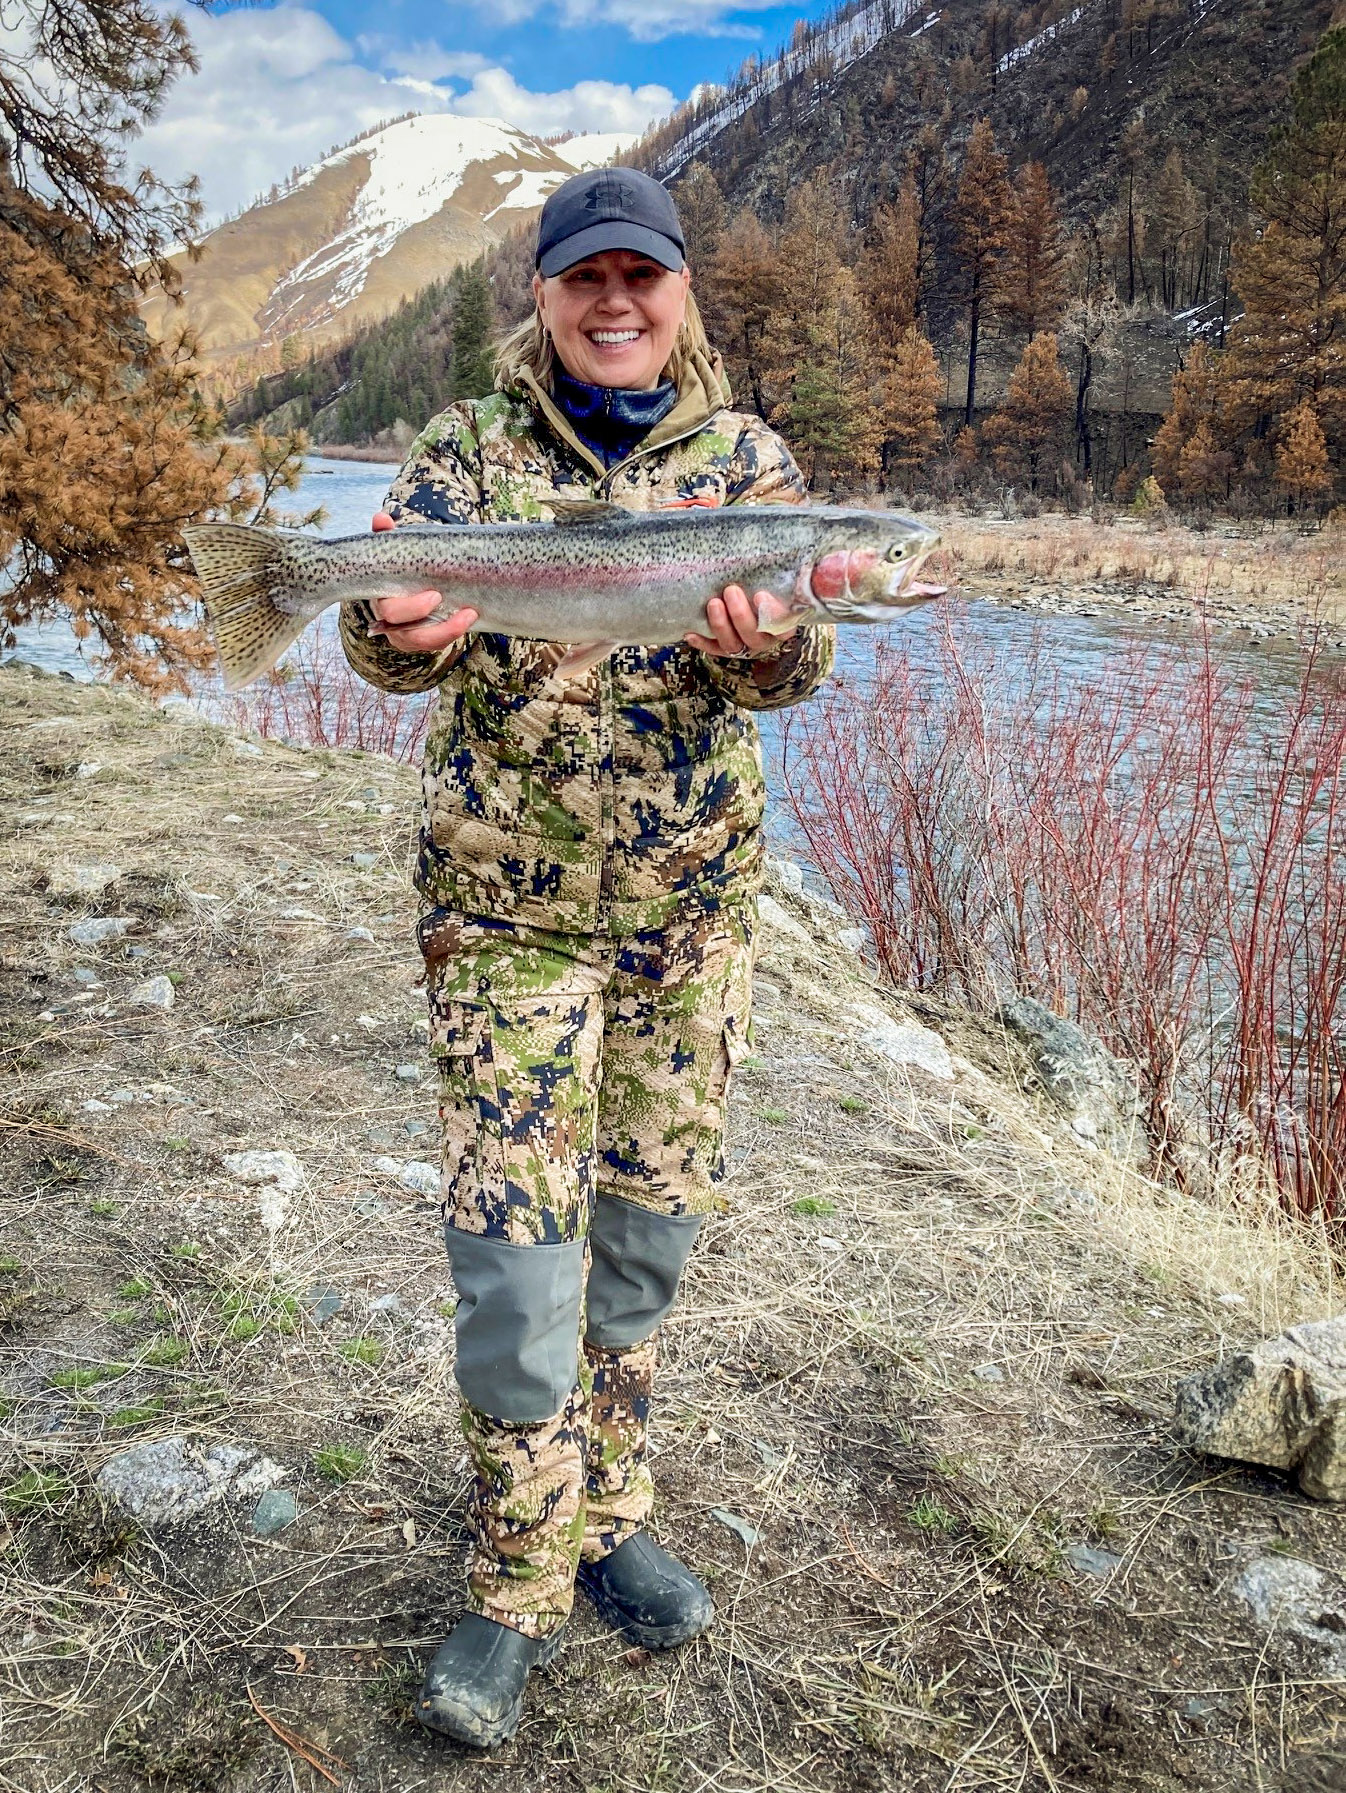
{"left": 141, "top": 119, "right": 632, "bottom": 368}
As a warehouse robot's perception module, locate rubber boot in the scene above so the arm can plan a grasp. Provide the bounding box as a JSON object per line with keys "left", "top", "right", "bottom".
{"left": 416, "top": 1613, "right": 563, "bottom": 1748}
{"left": 576, "top": 1533, "right": 714, "bottom": 1649}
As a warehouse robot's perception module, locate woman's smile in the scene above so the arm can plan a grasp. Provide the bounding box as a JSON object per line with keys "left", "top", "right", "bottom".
{"left": 534, "top": 248, "right": 691, "bottom": 390}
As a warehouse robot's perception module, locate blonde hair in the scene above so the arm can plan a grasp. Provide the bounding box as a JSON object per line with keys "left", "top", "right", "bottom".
{"left": 493, "top": 288, "right": 713, "bottom": 392}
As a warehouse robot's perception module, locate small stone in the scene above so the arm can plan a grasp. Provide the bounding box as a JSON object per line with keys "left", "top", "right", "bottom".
{"left": 360, "top": 786, "right": 380, "bottom": 801}
{"left": 403, "top": 1119, "right": 429, "bottom": 1139}
{"left": 81, "top": 1099, "right": 114, "bottom": 1114}
{"left": 75, "top": 760, "right": 102, "bottom": 778}
{"left": 837, "top": 927, "right": 867, "bottom": 955}
{"left": 277, "top": 907, "right": 324, "bottom": 922}
{"left": 369, "top": 1293, "right": 402, "bottom": 1315}
{"left": 48, "top": 862, "right": 122, "bottom": 897}
{"left": 252, "top": 1488, "right": 299, "bottom": 1536}
{"left": 1173, "top": 1315, "right": 1346, "bottom": 1502}
{"left": 351, "top": 852, "right": 379, "bottom": 871}
{"left": 711, "top": 1507, "right": 762, "bottom": 1548}
{"left": 1065, "top": 1542, "right": 1123, "bottom": 1578}
{"left": 371, "top": 1156, "right": 402, "bottom": 1176}
{"left": 1070, "top": 1113, "right": 1098, "bottom": 1141}
{"left": 394, "top": 1063, "right": 421, "bottom": 1083}
{"left": 974, "top": 1362, "right": 1005, "bottom": 1383}
{"left": 223, "top": 813, "right": 243, "bottom": 824}
{"left": 71, "top": 968, "right": 100, "bottom": 987}
{"left": 850, "top": 1003, "right": 954, "bottom": 1080}
{"left": 223, "top": 1149, "right": 304, "bottom": 1193}
{"left": 232, "top": 738, "right": 263, "bottom": 757}
{"left": 305, "top": 1287, "right": 343, "bottom": 1324}
{"left": 355, "top": 1194, "right": 391, "bottom": 1219}
{"left": 129, "top": 975, "right": 174, "bottom": 1011}
{"left": 1233, "top": 1557, "right": 1346, "bottom": 1672}
{"left": 126, "top": 945, "right": 152, "bottom": 959}
{"left": 97, "top": 1437, "right": 285, "bottom": 1525}
{"left": 399, "top": 1161, "right": 439, "bottom": 1197}
{"left": 408, "top": 1016, "right": 430, "bottom": 1044}
{"left": 257, "top": 1188, "right": 291, "bottom": 1233}
{"left": 757, "top": 893, "right": 812, "bottom": 945}
{"left": 68, "top": 916, "right": 135, "bottom": 947}
{"left": 347, "top": 928, "right": 375, "bottom": 943}
{"left": 767, "top": 856, "right": 805, "bottom": 897}
{"left": 107, "top": 1089, "right": 143, "bottom": 1105}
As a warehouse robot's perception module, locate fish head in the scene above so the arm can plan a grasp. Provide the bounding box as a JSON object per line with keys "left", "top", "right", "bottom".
{"left": 793, "top": 510, "right": 944, "bottom": 625}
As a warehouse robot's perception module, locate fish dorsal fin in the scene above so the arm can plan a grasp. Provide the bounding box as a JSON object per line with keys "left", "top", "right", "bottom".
{"left": 546, "top": 498, "right": 630, "bottom": 526}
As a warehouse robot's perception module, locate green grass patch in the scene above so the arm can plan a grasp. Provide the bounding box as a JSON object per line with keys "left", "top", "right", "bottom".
{"left": 339, "top": 1336, "right": 385, "bottom": 1368}
{"left": 50, "top": 1363, "right": 128, "bottom": 1390}
{"left": 757, "top": 1106, "right": 789, "bottom": 1125}
{"left": 225, "top": 1313, "right": 262, "bottom": 1342}
{"left": 108, "top": 1399, "right": 166, "bottom": 1429}
{"left": 837, "top": 1094, "right": 869, "bottom": 1115}
{"left": 314, "top": 1444, "right": 367, "bottom": 1484}
{"left": 117, "top": 1277, "right": 153, "bottom": 1300}
{"left": 170, "top": 1241, "right": 202, "bottom": 1262}
{"left": 2, "top": 1469, "right": 72, "bottom": 1515}
{"left": 163, "top": 1137, "right": 191, "bottom": 1152}
{"left": 88, "top": 1199, "right": 120, "bottom": 1218}
{"left": 0, "top": 1256, "right": 24, "bottom": 1278}
{"left": 791, "top": 1197, "right": 837, "bottom": 1218}
{"left": 218, "top": 1283, "right": 300, "bottom": 1342}
{"left": 740, "top": 1054, "right": 767, "bottom": 1072}
{"left": 908, "top": 1495, "right": 959, "bottom": 1536}
{"left": 141, "top": 1337, "right": 187, "bottom": 1369}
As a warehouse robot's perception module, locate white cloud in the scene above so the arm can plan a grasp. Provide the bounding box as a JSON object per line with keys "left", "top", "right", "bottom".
{"left": 454, "top": 0, "right": 781, "bottom": 41}
{"left": 133, "top": 5, "right": 674, "bottom": 224}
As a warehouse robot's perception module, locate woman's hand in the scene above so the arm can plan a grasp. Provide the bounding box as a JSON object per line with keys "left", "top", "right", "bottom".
{"left": 685, "top": 584, "right": 800, "bottom": 659}
{"left": 368, "top": 511, "right": 478, "bottom": 653}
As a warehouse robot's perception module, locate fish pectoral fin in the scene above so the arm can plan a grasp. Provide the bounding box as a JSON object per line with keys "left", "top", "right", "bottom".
{"left": 553, "top": 640, "right": 618, "bottom": 679}
{"left": 545, "top": 499, "right": 631, "bottom": 526}
{"left": 753, "top": 595, "right": 805, "bottom": 637}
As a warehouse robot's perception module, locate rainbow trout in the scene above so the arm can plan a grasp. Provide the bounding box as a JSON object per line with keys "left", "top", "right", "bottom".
{"left": 184, "top": 498, "right": 942, "bottom": 690}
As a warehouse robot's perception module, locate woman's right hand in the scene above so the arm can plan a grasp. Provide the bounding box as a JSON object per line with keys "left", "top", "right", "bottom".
{"left": 368, "top": 511, "right": 478, "bottom": 653}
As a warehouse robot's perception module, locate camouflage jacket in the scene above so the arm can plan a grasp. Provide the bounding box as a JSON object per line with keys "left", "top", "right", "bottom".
{"left": 340, "top": 348, "right": 835, "bottom": 935}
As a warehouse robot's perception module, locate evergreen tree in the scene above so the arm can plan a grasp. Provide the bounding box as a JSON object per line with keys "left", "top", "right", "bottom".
{"left": 983, "top": 332, "right": 1073, "bottom": 491}
{"left": 677, "top": 161, "right": 727, "bottom": 270}
{"left": 859, "top": 174, "right": 921, "bottom": 339}
{"left": 449, "top": 262, "right": 496, "bottom": 402}
{"left": 881, "top": 325, "right": 942, "bottom": 481}
{"left": 1001, "top": 162, "right": 1067, "bottom": 339}
{"left": 1275, "top": 399, "right": 1333, "bottom": 512}
{"left": 704, "top": 209, "right": 783, "bottom": 420}
{"left": 951, "top": 120, "right": 1013, "bottom": 426}
{"left": 1152, "top": 343, "right": 1231, "bottom": 495}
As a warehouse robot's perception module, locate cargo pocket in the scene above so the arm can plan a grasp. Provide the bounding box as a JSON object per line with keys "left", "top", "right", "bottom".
{"left": 427, "top": 997, "right": 499, "bottom": 1236}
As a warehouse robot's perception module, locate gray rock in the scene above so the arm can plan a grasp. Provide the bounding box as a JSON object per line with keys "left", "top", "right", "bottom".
{"left": 68, "top": 916, "right": 135, "bottom": 947}
{"left": 224, "top": 1149, "right": 304, "bottom": 1193}
{"left": 850, "top": 1002, "right": 954, "bottom": 1081}
{"left": 252, "top": 1489, "right": 299, "bottom": 1536}
{"left": 346, "top": 927, "right": 375, "bottom": 942}
{"left": 351, "top": 852, "right": 379, "bottom": 871}
{"left": 71, "top": 967, "right": 100, "bottom": 987}
{"left": 98, "top": 1437, "right": 285, "bottom": 1525}
{"left": 403, "top": 1119, "right": 429, "bottom": 1139}
{"left": 354, "top": 1194, "right": 391, "bottom": 1219}
{"left": 277, "top": 906, "right": 324, "bottom": 922}
{"left": 998, "top": 997, "right": 1145, "bottom": 1165}
{"left": 399, "top": 1160, "right": 439, "bottom": 1197}
{"left": 394, "top": 1063, "right": 422, "bottom": 1083}
{"left": 837, "top": 927, "right": 868, "bottom": 955}
{"left": 128, "top": 975, "right": 174, "bottom": 1011}
{"left": 305, "top": 1287, "right": 343, "bottom": 1324}
{"left": 81, "top": 1099, "right": 114, "bottom": 1114}
{"left": 711, "top": 1507, "right": 763, "bottom": 1548}
{"left": 973, "top": 1362, "right": 1005, "bottom": 1383}
{"left": 757, "top": 893, "right": 813, "bottom": 945}
{"left": 48, "top": 862, "right": 122, "bottom": 897}
{"left": 369, "top": 1293, "right": 402, "bottom": 1315}
{"left": 232, "top": 738, "right": 263, "bottom": 758}
{"left": 360, "top": 786, "right": 380, "bottom": 801}
{"left": 766, "top": 856, "right": 805, "bottom": 898}
{"left": 1233, "top": 1556, "right": 1346, "bottom": 1672}
{"left": 1174, "top": 1315, "right": 1346, "bottom": 1502}
{"left": 1065, "top": 1542, "right": 1123, "bottom": 1578}
{"left": 371, "top": 1155, "right": 402, "bottom": 1175}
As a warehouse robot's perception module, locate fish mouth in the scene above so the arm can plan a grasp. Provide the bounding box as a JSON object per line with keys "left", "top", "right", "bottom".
{"left": 889, "top": 544, "right": 947, "bottom": 604}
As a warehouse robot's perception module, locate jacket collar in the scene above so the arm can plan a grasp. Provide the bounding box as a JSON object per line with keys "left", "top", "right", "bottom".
{"left": 514, "top": 348, "right": 732, "bottom": 481}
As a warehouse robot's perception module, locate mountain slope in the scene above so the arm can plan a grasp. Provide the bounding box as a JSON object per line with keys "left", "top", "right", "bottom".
{"left": 142, "top": 119, "right": 629, "bottom": 365}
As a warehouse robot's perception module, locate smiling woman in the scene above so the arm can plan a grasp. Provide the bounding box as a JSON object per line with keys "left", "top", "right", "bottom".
{"left": 339, "top": 166, "right": 837, "bottom": 1750}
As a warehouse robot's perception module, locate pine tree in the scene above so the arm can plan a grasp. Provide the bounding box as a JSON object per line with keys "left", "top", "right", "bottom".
{"left": 951, "top": 120, "right": 1013, "bottom": 426}
{"left": 1275, "top": 399, "right": 1333, "bottom": 513}
{"left": 703, "top": 209, "right": 782, "bottom": 420}
{"left": 1148, "top": 148, "right": 1197, "bottom": 309}
{"left": 882, "top": 326, "right": 942, "bottom": 481}
{"left": 677, "top": 161, "right": 727, "bottom": 270}
{"left": 449, "top": 262, "right": 495, "bottom": 402}
{"left": 859, "top": 174, "right": 922, "bottom": 340}
{"left": 1152, "top": 343, "right": 1232, "bottom": 497}
{"left": 983, "top": 332, "right": 1073, "bottom": 491}
{"left": 1001, "top": 162, "right": 1067, "bottom": 339}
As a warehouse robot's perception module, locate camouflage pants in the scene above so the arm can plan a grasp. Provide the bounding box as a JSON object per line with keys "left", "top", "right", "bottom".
{"left": 421, "top": 903, "right": 754, "bottom": 1639}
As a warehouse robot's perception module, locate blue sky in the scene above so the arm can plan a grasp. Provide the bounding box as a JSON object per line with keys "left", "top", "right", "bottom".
{"left": 135, "top": 1, "right": 838, "bottom": 220}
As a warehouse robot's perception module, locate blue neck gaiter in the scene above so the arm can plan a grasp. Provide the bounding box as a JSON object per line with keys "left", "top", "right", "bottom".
{"left": 552, "top": 366, "right": 678, "bottom": 470}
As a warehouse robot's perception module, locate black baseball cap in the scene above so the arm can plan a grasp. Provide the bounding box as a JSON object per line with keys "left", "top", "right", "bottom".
{"left": 536, "top": 167, "right": 685, "bottom": 277}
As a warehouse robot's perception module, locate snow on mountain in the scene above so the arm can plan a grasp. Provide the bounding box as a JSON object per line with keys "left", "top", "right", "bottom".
{"left": 142, "top": 116, "right": 637, "bottom": 363}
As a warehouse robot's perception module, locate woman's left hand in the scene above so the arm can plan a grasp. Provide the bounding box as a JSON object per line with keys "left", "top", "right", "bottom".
{"left": 685, "top": 585, "right": 799, "bottom": 658}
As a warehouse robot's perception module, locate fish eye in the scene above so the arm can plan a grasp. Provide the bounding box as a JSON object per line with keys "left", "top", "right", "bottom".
{"left": 885, "top": 543, "right": 909, "bottom": 561}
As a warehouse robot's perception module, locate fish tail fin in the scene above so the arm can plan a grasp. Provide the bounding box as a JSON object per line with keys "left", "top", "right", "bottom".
{"left": 183, "top": 523, "right": 306, "bottom": 690}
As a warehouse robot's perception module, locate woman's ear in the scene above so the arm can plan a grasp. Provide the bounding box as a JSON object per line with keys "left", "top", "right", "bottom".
{"left": 532, "top": 270, "right": 546, "bottom": 323}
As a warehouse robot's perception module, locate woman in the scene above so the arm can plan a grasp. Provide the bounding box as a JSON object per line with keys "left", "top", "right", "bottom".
{"left": 342, "top": 167, "right": 834, "bottom": 1748}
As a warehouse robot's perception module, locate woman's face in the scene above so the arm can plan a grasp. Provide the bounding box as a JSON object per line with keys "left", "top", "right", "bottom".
{"left": 533, "top": 248, "right": 691, "bottom": 390}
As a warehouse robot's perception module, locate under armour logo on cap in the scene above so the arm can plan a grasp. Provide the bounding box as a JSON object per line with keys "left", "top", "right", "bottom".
{"left": 537, "top": 166, "right": 686, "bottom": 278}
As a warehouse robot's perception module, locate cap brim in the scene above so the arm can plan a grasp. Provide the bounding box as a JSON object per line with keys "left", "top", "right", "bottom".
{"left": 538, "top": 221, "right": 684, "bottom": 277}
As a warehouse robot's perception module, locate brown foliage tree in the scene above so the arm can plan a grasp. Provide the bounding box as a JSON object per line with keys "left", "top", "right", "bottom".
{"left": 858, "top": 173, "right": 921, "bottom": 339}
{"left": 1000, "top": 161, "right": 1067, "bottom": 339}
{"left": 1275, "top": 399, "right": 1333, "bottom": 512}
{"left": 983, "top": 332, "right": 1073, "bottom": 491}
{"left": 1151, "top": 342, "right": 1231, "bottom": 495}
{"left": 676, "top": 161, "right": 727, "bottom": 272}
{"left": 881, "top": 326, "right": 943, "bottom": 480}
{"left": 951, "top": 119, "right": 1013, "bottom": 426}
{"left": 702, "top": 208, "right": 783, "bottom": 420}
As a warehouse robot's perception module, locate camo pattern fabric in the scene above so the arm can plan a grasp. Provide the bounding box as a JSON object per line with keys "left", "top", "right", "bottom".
{"left": 582, "top": 1336, "right": 657, "bottom": 1562}
{"left": 422, "top": 903, "right": 755, "bottom": 1238}
{"left": 461, "top": 1375, "right": 590, "bottom": 1639}
{"left": 340, "top": 351, "right": 835, "bottom": 935}
{"left": 425, "top": 902, "right": 753, "bottom": 1634}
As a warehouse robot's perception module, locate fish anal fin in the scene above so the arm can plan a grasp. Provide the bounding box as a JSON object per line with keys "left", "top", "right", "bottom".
{"left": 553, "top": 640, "right": 618, "bottom": 680}
{"left": 546, "top": 498, "right": 630, "bottom": 526}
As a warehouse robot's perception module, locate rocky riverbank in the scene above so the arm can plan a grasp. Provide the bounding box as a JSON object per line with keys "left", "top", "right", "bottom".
{"left": 1, "top": 660, "right": 1343, "bottom": 1792}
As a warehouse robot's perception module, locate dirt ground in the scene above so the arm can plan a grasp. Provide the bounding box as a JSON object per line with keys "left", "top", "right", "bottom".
{"left": 2, "top": 660, "right": 1344, "bottom": 1793}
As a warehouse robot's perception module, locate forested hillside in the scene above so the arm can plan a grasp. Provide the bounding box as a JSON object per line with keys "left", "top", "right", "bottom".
{"left": 239, "top": 0, "right": 1343, "bottom": 513}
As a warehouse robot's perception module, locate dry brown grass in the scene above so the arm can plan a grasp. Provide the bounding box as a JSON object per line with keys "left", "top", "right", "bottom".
{"left": 930, "top": 511, "right": 1346, "bottom": 620}
{"left": 2, "top": 662, "right": 1344, "bottom": 1792}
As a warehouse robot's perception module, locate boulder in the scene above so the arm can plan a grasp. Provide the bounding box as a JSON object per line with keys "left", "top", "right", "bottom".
{"left": 849, "top": 1001, "right": 954, "bottom": 1081}
{"left": 1174, "top": 1316, "right": 1346, "bottom": 1502}
{"left": 97, "top": 1437, "right": 284, "bottom": 1525}
{"left": 998, "top": 996, "right": 1145, "bottom": 1164}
